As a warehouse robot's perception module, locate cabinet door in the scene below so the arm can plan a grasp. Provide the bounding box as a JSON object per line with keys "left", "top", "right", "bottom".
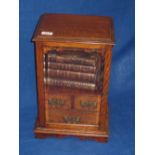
{"left": 45, "top": 94, "right": 71, "bottom": 122}
{"left": 74, "top": 95, "right": 100, "bottom": 112}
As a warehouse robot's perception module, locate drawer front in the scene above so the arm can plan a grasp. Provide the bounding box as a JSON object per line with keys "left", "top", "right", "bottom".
{"left": 74, "top": 95, "right": 100, "bottom": 111}
{"left": 45, "top": 94, "right": 71, "bottom": 110}
{"left": 46, "top": 110, "right": 99, "bottom": 125}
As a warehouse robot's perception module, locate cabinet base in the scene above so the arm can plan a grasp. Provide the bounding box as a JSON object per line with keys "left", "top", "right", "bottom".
{"left": 35, "top": 132, "right": 108, "bottom": 142}
{"left": 34, "top": 120, "right": 108, "bottom": 143}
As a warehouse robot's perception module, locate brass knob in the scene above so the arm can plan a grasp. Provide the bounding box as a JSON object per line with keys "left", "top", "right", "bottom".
{"left": 63, "top": 116, "right": 80, "bottom": 124}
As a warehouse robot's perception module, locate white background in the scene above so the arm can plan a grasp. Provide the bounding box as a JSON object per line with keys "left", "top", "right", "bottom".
{"left": 136, "top": 0, "right": 155, "bottom": 154}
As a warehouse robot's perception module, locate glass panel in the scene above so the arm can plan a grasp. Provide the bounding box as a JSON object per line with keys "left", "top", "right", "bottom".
{"left": 43, "top": 48, "right": 104, "bottom": 92}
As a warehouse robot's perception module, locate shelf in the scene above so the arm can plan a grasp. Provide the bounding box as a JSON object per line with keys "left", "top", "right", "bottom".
{"left": 45, "top": 85, "right": 101, "bottom": 96}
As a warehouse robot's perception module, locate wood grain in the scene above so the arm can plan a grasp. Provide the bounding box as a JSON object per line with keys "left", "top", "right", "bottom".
{"left": 35, "top": 42, "right": 46, "bottom": 127}
{"left": 32, "top": 13, "right": 115, "bottom": 45}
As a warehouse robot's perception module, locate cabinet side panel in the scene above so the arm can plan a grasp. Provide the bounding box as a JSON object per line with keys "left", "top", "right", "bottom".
{"left": 99, "top": 46, "right": 112, "bottom": 132}
{"left": 35, "top": 42, "right": 46, "bottom": 127}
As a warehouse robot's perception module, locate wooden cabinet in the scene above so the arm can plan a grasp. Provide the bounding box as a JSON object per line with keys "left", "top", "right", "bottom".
{"left": 32, "top": 13, "right": 115, "bottom": 142}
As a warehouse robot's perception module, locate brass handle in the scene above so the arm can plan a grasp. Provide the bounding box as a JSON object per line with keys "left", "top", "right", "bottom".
{"left": 64, "top": 116, "right": 80, "bottom": 124}
{"left": 48, "top": 98, "right": 64, "bottom": 106}
{"left": 80, "top": 101, "right": 97, "bottom": 107}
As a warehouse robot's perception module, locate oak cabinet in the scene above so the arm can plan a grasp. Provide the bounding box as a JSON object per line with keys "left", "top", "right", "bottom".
{"left": 32, "top": 13, "right": 115, "bottom": 142}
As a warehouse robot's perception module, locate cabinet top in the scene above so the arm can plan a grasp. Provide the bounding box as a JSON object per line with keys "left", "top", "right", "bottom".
{"left": 32, "top": 13, "right": 115, "bottom": 45}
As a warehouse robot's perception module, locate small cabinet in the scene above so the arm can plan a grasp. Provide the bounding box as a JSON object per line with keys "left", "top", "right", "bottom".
{"left": 33, "top": 13, "right": 115, "bottom": 142}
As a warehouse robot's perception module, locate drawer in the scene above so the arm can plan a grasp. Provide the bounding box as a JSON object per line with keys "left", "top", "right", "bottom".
{"left": 45, "top": 94, "right": 71, "bottom": 110}
{"left": 74, "top": 95, "right": 100, "bottom": 111}
{"left": 46, "top": 110, "right": 99, "bottom": 125}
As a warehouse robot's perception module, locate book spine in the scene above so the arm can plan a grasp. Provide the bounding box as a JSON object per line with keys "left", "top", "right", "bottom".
{"left": 47, "top": 54, "right": 96, "bottom": 66}
{"left": 43, "top": 61, "right": 96, "bottom": 73}
{"left": 46, "top": 78, "right": 96, "bottom": 91}
{"left": 47, "top": 69, "right": 96, "bottom": 83}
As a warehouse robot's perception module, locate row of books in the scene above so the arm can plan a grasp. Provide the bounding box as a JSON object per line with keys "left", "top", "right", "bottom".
{"left": 43, "top": 50, "right": 101, "bottom": 91}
